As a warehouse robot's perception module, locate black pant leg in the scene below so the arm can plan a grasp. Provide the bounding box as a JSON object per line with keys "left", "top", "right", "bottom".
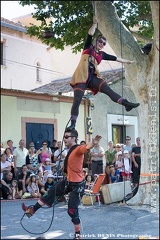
{"left": 40, "top": 179, "right": 66, "bottom": 207}
{"left": 71, "top": 84, "right": 87, "bottom": 116}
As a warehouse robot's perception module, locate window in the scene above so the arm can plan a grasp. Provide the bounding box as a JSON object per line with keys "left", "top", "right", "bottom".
{"left": 112, "top": 125, "right": 126, "bottom": 145}
{"left": 36, "top": 62, "right": 41, "bottom": 82}
{"left": 1, "top": 39, "right": 6, "bottom": 66}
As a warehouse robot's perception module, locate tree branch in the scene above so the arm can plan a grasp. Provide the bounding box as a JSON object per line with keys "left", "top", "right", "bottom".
{"left": 129, "top": 30, "right": 153, "bottom": 44}
{"left": 150, "top": 1, "right": 159, "bottom": 48}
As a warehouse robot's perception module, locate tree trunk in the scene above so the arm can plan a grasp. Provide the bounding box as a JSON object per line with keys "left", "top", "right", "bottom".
{"left": 95, "top": 1, "right": 159, "bottom": 211}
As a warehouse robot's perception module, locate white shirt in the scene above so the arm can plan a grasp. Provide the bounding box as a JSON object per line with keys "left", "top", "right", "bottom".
{"left": 1, "top": 161, "right": 11, "bottom": 179}
{"left": 54, "top": 148, "right": 67, "bottom": 167}
{"left": 123, "top": 158, "right": 132, "bottom": 173}
{"left": 13, "top": 147, "right": 28, "bottom": 168}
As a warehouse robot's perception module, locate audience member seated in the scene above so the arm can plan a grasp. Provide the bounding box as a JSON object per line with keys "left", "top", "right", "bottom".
{"left": 1, "top": 171, "right": 14, "bottom": 199}
{"left": 10, "top": 179, "right": 22, "bottom": 199}
{"left": 7, "top": 140, "right": 16, "bottom": 154}
{"left": 40, "top": 174, "right": 55, "bottom": 195}
{"left": 121, "top": 150, "right": 132, "bottom": 181}
{"left": 109, "top": 163, "right": 122, "bottom": 183}
{"left": 0, "top": 142, "right": 5, "bottom": 154}
{"left": 42, "top": 170, "right": 49, "bottom": 184}
{"left": 26, "top": 145, "right": 42, "bottom": 175}
{"left": 27, "top": 174, "right": 41, "bottom": 198}
{"left": 17, "top": 164, "right": 30, "bottom": 194}
{"left": 36, "top": 170, "right": 45, "bottom": 193}
{"left": 42, "top": 158, "right": 56, "bottom": 174}
{"left": 5, "top": 147, "right": 15, "bottom": 178}
{"left": 93, "top": 174, "right": 99, "bottom": 182}
{"left": 1, "top": 153, "right": 11, "bottom": 180}
{"left": 115, "top": 151, "right": 123, "bottom": 172}
{"left": 85, "top": 174, "right": 94, "bottom": 190}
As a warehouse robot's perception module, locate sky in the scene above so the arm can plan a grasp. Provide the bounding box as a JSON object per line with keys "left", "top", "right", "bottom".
{"left": 1, "top": 1, "right": 35, "bottom": 20}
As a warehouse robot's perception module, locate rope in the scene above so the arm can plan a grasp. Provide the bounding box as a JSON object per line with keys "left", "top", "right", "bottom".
{"left": 20, "top": 118, "right": 71, "bottom": 235}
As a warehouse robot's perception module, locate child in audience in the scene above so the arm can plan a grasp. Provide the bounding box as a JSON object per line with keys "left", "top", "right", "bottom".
{"left": 42, "top": 170, "right": 49, "bottom": 184}
{"left": 115, "top": 151, "right": 123, "bottom": 172}
{"left": 41, "top": 174, "right": 55, "bottom": 195}
{"left": 27, "top": 174, "right": 41, "bottom": 198}
{"left": 121, "top": 150, "right": 132, "bottom": 181}
{"left": 11, "top": 179, "right": 22, "bottom": 199}
{"left": 42, "top": 158, "right": 56, "bottom": 174}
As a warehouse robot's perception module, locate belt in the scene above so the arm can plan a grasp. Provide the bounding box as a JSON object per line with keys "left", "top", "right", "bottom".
{"left": 92, "top": 160, "right": 102, "bottom": 162}
{"left": 69, "top": 179, "right": 86, "bottom": 186}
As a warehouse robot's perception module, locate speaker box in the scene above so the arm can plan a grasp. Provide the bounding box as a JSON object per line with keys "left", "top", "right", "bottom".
{"left": 101, "top": 181, "right": 132, "bottom": 204}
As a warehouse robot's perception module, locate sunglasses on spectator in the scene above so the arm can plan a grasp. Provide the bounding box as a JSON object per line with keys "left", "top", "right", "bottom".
{"left": 109, "top": 166, "right": 114, "bottom": 168}
{"left": 43, "top": 143, "right": 47, "bottom": 145}
{"left": 126, "top": 139, "right": 130, "bottom": 140}
{"left": 116, "top": 146, "right": 121, "bottom": 148}
{"left": 63, "top": 135, "right": 75, "bottom": 139}
{"left": 98, "top": 39, "right": 106, "bottom": 46}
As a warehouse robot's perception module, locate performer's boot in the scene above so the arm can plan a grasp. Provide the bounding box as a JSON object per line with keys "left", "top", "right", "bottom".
{"left": 67, "top": 119, "right": 76, "bottom": 131}
{"left": 22, "top": 203, "right": 35, "bottom": 218}
{"left": 73, "top": 224, "right": 81, "bottom": 239}
{"left": 121, "top": 99, "right": 140, "bottom": 112}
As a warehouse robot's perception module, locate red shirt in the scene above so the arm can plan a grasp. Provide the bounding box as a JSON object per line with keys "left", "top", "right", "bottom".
{"left": 67, "top": 145, "right": 87, "bottom": 182}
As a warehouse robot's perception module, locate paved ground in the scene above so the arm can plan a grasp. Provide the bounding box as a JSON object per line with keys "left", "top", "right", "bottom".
{"left": 1, "top": 199, "right": 159, "bottom": 239}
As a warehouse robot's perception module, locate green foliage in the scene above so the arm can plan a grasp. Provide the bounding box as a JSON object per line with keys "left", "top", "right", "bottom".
{"left": 19, "top": 0, "right": 153, "bottom": 52}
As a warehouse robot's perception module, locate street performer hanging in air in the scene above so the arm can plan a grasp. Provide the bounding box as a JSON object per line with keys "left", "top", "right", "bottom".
{"left": 67, "top": 16, "right": 140, "bottom": 131}
{"left": 22, "top": 128, "right": 102, "bottom": 240}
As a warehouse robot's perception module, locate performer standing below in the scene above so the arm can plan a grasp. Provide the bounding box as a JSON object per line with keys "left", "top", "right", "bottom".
{"left": 22, "top": 128, "right": 102, "bottom": 240}
{"left": 68, "top": 16, "right": 140, "bottom": 131}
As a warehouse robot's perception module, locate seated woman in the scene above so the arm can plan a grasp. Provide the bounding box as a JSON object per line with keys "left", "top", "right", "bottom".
{"left": 85, "top": 174, "right": 94, "bottom": 190}
{"left": 109, "top": 163, "right": 122, "bottom": 183}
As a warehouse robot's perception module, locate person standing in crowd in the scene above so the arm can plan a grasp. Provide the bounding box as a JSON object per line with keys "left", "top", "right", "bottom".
{"left": 36, "top": 141, "right": 51, "bottom": 170}
{"left": 7, "top": 140, "right": 16, "bottom": 154}
{"left": 13, "top": 139, "right": 28, "bottom": 179}
{"left": 22, "top": 129, "right": 102, "bottom": 240}
{"left": 50, "top": 139, "right": 58, "bottom": 163}
{"left": 26, "top": 145, "right": 42, "bottom": 175}
{"left": 67, "top": 15, "right": 140, "bottom": 131}
{"left": 5, "top": 147, "right": 15, "bottom": 178}
{"left": 90, "top": 138, "right": 104, "bottom": 175}
{"left": 105, "top": 141, "right": 117, "bottom": 175}
{"left": 122, "top": 136, "right": 132, "bottom": 158}
{"left": 131, "top": 137, "right": 141, "bottom": 188}
{"left": 80, "top": 140, "right": 91, "bottom": 169}
{"left": 54, "top": 141, "right": 67, "bottom": 174}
